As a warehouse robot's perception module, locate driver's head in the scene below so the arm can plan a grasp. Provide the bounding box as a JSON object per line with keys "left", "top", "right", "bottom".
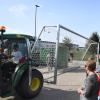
{"left": 13, "top": 44, "right": 19, "bottom": 51}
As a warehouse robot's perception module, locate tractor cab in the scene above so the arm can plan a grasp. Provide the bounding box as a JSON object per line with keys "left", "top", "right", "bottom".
{"left": 0, "top": 26, "right": 43, "bottom": 99}
{"left": 0, "top": 34, "right": 31, "bottom": 63}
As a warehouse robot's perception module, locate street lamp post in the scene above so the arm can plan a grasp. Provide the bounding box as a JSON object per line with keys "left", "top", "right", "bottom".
{"left": 35, "top": 5, "right": 40, "bottom": 41}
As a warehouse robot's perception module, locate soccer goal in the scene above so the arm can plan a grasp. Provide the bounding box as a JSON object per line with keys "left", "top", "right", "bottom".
{"left": 31, "top": 24, "right": 99, "bottom": 84}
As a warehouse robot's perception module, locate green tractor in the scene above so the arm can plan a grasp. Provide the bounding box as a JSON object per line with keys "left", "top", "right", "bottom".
{"left": 0, "top": 26, "right": 43, "bottom": 99}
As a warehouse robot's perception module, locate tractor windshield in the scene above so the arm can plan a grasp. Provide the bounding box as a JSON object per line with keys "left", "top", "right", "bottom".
{"left": 0, "top": 34, "right": 34, "bottom": 63}
{"left": 4, "top": 39, "right": 28, "bottom": 57}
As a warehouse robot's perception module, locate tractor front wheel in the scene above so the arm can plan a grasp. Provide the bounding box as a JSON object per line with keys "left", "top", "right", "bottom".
{"left": 15, "top": 69, "right": 43, "bottom": 99}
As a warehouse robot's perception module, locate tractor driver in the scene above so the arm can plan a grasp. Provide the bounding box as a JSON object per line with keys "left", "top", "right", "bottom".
{"left": 11, "top": 44, "right": 22, "bottom": 64}
{"left": 0, "top": 48, "right": 8, "bottom": 61}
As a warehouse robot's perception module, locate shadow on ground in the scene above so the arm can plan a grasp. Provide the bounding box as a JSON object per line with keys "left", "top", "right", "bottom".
{"left": 64, "top": 67, "right": 85, "bottom": 73}
{"left": 43, "top": 67, "right": 85, "bottom": 80}
{"left": 57, "top": 67, "right": 85, "bottom": 76}
{"left": 34, "top": 87, "right": 79, "bottom": 100}
{"left": 33, "top": 87, "right": 80, "bottom": 100}
{"left": 7, "top": 87, "right": 80, "bottom": 100}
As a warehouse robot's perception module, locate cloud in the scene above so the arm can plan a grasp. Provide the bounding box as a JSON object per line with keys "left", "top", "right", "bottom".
{"left": 8, "top": 4, "right": 29, "bottom": 16}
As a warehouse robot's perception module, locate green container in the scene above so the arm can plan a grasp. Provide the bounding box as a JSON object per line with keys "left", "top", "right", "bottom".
{"left": 39, "top": 46, "right": 69, "bottom": 68}
{"left": 57, "top": 46, "right": 69, "bottom": 69}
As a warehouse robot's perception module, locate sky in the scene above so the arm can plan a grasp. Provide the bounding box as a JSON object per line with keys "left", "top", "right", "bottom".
{"left": 1, "top": 0, "right": 100, "bottom": 46}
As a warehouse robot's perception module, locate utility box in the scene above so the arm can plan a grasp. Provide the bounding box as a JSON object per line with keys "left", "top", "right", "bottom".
{"left": 39, "top": 45, "right": 69, "bottom": 69}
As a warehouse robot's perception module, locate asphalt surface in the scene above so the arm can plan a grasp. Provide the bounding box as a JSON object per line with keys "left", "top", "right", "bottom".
{"left": 1, "top": 67, "right": 85, "bottom": 100}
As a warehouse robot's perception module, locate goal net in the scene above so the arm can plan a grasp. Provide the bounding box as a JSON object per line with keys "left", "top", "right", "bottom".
{"left": 31, "top": 25, "right": 98, "bottom": 83}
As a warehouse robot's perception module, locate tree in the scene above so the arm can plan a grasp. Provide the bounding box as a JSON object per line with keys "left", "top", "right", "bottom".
{"left": 63, "top": 37, "right": 73, "bottom": 50}
{"left": 85, "top": 32, "right": 99, "bottom": 55}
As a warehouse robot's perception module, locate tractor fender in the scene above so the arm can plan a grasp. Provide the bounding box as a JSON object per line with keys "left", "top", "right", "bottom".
{"left": 12, "top": 63, "right": 29, "bottom": 87}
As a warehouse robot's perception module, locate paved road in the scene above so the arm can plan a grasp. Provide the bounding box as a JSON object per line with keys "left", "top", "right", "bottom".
{"left": 1, "top": 67, "right": 85, "bottom": 100}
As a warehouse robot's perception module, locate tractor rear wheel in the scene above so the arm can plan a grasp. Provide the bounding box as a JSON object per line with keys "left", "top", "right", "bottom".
{"left": 15, "top": 69, "right": 43, "bottom": 99}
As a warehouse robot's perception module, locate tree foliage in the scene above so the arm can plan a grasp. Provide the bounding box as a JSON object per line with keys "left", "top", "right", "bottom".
{"left": 63, "top": 37, "right": 73, "bottom": 50}
{"left": 85, "top": 32, "right": 99, "bottom": 54}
